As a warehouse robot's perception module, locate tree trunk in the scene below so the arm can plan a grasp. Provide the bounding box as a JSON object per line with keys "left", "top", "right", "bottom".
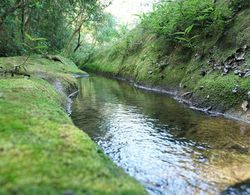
{"left": 21, "top": 0, "right": 25, "bottom": 41}
{"left": 73, "top": 29, "right": 82, "bottom": 53}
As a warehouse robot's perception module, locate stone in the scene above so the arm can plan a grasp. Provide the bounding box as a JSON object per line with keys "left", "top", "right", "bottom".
{"left": 200, "top": 69, "right": 207, "bottom": 76}
{"left": 239, "top": 71, "right": 245, "bottom": 78}
{"left": 241, "top": 100, "right": 248, "bottom": 112}
{"left": 195, "top": 53, "right": 201, "bottom": 60}
{"left": 242, "top": 44, "right": 248, "bottom": 50}
{"left": 205, "top": 106, "right": 212, "bottom": 112}
{"left": 179, "top": 82, "right": 187, "bottom": 88}
{"left": 234, "top": 70, "right": 240, "bottom": 75}
{"left": 235, "top": 52, "right": 245, "bottom": 61}
{"left": 182, "top": 91, "right": 193, "bottom": 98}
{"left": 148, "top": 70, "right": 153, "bottom": 75}
{"left": 223, "top": 68, "right": 229, "bottom": 74}
{"left": 232, "top": 89, "right": 238, "bottom": 93}
{"left": 209, "top": 45, "right": 248, "bottom": 76}
{"left": 247, "top": 91, "right": 250, "bottom": 98}
{"left": 224, "top": 65, "right": 231, "bottom": 70}
{"left": 229, "top": 144, "right": 249, "bottom": 154}
{"left": 232, "top": 85, "right": 239, "bottom": 93}
{"left": 244, "top": 70, "right": 250, "bottom": 77}
{"left": 157, "top": 63, "right": 167, "bottom": 71}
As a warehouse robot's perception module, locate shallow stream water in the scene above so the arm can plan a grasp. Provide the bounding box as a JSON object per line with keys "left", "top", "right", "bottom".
{"left": 71, "top": 74, "right": 250, "bottom": 195}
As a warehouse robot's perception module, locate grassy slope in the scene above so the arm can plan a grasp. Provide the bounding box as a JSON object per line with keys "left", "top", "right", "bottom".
{"left": 0, "top": 56, "right": 146, "bottom": 194}
{"left": 83, "top": 8, "right": 250, "bottom": 122}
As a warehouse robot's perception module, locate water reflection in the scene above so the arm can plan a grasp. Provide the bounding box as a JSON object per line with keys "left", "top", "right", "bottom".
{"left": 71, "top": 75, "right": 250, "bottom": 194}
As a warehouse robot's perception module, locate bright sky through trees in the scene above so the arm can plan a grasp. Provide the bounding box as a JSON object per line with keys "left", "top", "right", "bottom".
{"left": 103, "top": 0, "right": 158, "bottom": 27}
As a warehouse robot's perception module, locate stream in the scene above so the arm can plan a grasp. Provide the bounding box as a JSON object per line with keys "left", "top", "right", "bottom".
{"left": 71, "top": 74, "right": 250, "bottom": 195}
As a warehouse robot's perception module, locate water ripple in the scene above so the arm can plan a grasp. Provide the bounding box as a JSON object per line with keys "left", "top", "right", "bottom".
{"left": 71, "top": 75, "right": 250, "bottom": 194}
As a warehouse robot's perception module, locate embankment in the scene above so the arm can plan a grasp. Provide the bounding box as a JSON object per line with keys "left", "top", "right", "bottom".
{"left": 0, "top": 55, "right": 146, "bottom": 194}
{"left": 83, "top": 8, "right": 250, "bottom": 123}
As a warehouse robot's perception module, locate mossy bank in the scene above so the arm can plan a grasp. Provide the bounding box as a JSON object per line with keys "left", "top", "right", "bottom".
{"left": 0, "top": 56, "right": 146, "bottom": 194}
{"left": 82, "top": 7, "right": 250, "bottom": 123}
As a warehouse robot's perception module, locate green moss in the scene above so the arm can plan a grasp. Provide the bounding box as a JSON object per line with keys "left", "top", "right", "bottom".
{"left": 192, "top": 73, "right": 242, "bottom": 110}
{"left": 0, "top": 56, "right": 146, "bottom": 194}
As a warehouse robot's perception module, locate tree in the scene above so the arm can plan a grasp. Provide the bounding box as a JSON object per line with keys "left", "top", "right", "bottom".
{"left": 0, "top": 0, "right": 107, "bottom": 56}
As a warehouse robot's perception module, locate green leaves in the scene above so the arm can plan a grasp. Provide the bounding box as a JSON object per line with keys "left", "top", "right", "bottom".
{"left": 174, "top": 32, "right": 186, "bottom": 35}
{"left": 185, "top": 24, "right": 194, "bottom": 35}
{"left": 25, "top": 33, "right": 46, "bottom": 42}
{"left": 24, "top": 33, "right": 33, "bottom": 41}
{"left": 0, "top": 0, "right": 106, "bottom": 56}
{"left": 24, "top": 33, "right": 47, "bottom": 54}
{"left": 229, "top": 0, "right": 250, "bottom": 12}
{"left": 140, "top": 0, "right": 232, "bottom": 48}
{"left": 172, "top": 24, "right": 196, "bottom": 46}
{"left": 34, "top": 45, "right": 48, "bottom": 50}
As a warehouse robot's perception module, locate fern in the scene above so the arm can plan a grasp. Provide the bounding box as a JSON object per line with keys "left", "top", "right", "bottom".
{"left": 140, "top": 0, "right": 232, "bottom": 48}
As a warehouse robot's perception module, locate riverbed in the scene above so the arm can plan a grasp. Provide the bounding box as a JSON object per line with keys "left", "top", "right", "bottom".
{"left": 71, "top": 74, "right": 250, "bottom": 194}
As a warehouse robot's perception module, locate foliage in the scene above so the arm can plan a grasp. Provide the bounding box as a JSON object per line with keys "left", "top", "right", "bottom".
{"left": 229, "top": 0, "right": 250, "bottom": 12}
{"left": 94, "top": 13, "right": 119, "bottom": 44}
{"left": 0, "top": 0, "right": 106, "bottom": 57}
{"left": 140, "top": 0, "right": 232, "bottom": 48}
{"left": 23, "top": 33, "right": 47, "bottom": 54}
{"left": 71, "top": 17, "right": 128, "bottom": 65}
{"left": 71, "top": 39, "right": 98, "bottom": 65}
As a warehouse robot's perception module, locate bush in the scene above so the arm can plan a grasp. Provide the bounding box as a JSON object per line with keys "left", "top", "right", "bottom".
{"left": 140, "top": 0, "right": 232, "bottom": 48}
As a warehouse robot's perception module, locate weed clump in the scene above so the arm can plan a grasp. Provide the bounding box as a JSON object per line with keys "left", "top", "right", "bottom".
{"left": 140, "top": 0, "right": 232, "bottom": 48}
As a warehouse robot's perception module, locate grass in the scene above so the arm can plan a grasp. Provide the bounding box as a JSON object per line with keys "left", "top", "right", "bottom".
{"left": 0, "top": 56, "right": 146, "bottom": 194}
{"left": 83, "top": 8, "right": 250, "bottom": 117}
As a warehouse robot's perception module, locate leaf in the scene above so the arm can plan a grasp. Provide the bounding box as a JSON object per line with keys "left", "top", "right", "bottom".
{"left": 34, "top": 45, "right": 48, "bottom": 50}
{"left": 25, "top": 33, "right": 46, "bottom": 42}
{"left": 173, "top": 31, "right": 185, "bottom": 35}
{"left": 190, "top": 35, "right": 200, "bottom": 40}
{"left": 175, "top": 37, "right": 189, "bottom": 42}
{"left": 25, "top": 33, "right": 33, "bottom": 41}
{"left": 185, "top": 24, "right": 194, "bottom": 35}
{"left": 196, "top": 15, "right": 206, "bottom": 21}
{"left": 201, "top": 7, "right": 214, "bottom": 13}
{"left": 32, "top": 37, "right": 47, "bottom": 42}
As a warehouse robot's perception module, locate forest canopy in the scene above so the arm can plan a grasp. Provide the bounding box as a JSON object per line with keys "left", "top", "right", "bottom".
{"left": 0, "top": 0, "right": 111, "bottom": 57}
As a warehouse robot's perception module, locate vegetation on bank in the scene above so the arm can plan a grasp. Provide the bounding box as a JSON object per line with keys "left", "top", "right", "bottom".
{"left": 0, "top": 0, "right": 118, "bottom": 57}
{"left": 0, "top": 56, "right": 146, "bottom": 194}
{"left": 140, "top": 0, "right": 249, "bottom": 48}
{"left": 0, "top": 0, "right": 249, "bottom": 193}
{"left": 141, "top": 0, "right": 231, "bottom": 48}
{"left": 0, "top": 1, "right": 148, "bottom": 193}
{"left": 83, "top": 0, "right": 250, "bottom": 119}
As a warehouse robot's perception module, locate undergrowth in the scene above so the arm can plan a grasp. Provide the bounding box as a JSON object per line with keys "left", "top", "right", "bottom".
{"left": 140, "top": 0, "right": 233, "bottom": 48}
